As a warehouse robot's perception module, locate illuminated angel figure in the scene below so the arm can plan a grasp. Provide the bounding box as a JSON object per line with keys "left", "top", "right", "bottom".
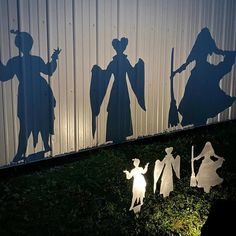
{"left": 153, "top": 147, "right": 180, "bottom": 197}
{"left": 90, "top": 37, "right": 145, "bottom": 143}
{"left": 191, "top": 142, "right": 224, "bottom": 193}
{"left": 123, "top": 158, "right": 149, "bottom": 213}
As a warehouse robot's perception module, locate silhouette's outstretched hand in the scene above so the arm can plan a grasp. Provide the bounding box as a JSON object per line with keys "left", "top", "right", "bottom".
{"left": 51, "top": 47, "right": 62, "bottom": 60}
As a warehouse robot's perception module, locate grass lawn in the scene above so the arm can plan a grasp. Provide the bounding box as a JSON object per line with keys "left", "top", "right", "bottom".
{"left": 0, "top": 121, "right": 236, "bottom": 235}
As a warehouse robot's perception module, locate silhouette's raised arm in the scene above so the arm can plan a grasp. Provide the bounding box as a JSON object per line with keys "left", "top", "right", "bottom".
{"left": 193, "top": 154, "right": 203, "bottom": 161}
{"left": 40, "top": 48, "right": 61, "bottom": 76}
{"left": 140, "top": 163, "right": 149, "bottom": 174}
{"left": 214, "top": 51, "right": 236, "bottom": 81}
{"left": 123, "top": 170, "right": 133, "bottom": 179}
{"left": 173, "top": 61, "right": 188, "bottom": 76}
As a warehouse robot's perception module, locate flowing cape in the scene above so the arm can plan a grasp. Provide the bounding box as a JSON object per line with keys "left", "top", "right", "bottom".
{"left": 90, "top": 65, "right": 111, "bottom": 138}
{"left": 172, "top": 155, "right": 181, "bottom": 179}
{"left": 129, "top": 59, "right": 146, "bottom": 111}
{"left": 153, "top": 159, "right": 165, "bottom": 193}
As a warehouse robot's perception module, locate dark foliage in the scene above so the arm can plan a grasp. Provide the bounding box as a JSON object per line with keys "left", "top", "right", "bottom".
{"left": 0, "top": 121, "right": 236, "bottom": 235}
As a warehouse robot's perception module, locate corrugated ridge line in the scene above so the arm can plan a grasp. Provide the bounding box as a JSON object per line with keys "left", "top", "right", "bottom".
{"left": 72, "top": 0, "right": 78, "bottom": 151}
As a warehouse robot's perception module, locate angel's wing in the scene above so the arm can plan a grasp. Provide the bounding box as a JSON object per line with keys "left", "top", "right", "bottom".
{"left": 128, "top": 59, "right": 146, "bottom": 111}
{"left": 172, "top": 155, "right": 181, "bottom": 179}
{"left": 90, "top": 65, "right": 111, "bottom": 138}
{"left": 153, "top": 159, "right": 165, "bottom": 193}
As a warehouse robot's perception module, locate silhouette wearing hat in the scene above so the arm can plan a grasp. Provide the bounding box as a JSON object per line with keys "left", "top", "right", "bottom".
{"left": 153, "top": 147, "right": 180, "bottom": 198}
{"left": 191, "top": 141, "right": 224, "bottom": 193}
{"left": 172, "top": 27, "right": 236, "bottom": 127}
{"left": 90, "top": 37, "right": 146, "bottom": 143}
{"left": 123, "top": 158, "right": 149, "bottom": 213}
{"left": 0, "top": 30, "right": 61, "bottom": 163}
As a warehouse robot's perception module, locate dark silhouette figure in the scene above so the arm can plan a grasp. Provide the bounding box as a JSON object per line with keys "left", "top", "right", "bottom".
{"left": 0, "top": 30, "right": 61, "bottom": 163}
{"left": 201, "top": 199, "right": 236, "bottom": 236}
{"left": 90, "top": 37, "right": 145, "bottom": 143}
{"left": 171, "top": 27, "right": 236, "bottom": 127}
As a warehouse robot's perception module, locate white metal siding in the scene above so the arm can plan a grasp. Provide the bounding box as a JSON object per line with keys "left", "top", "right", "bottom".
{"left": 0, "top": 0, "right": 235, "bottom": 167}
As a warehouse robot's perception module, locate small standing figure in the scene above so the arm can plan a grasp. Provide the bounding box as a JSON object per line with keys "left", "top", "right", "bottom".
{"left": 123, "top": 158, "right": 149, "bottom": 213}
{"left": 190, "top": 142, "right": 224, "bottom": 193}
{"left": 153, "top": 147, "right": 180, "bottom": 198}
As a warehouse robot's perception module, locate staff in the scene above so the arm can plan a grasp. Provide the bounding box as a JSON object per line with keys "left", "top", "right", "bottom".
{"left": 168, "top": 48, "right": 179, "bottom": 127}
{"left": 190, "top": 145, "right": 197, "bottom": 187}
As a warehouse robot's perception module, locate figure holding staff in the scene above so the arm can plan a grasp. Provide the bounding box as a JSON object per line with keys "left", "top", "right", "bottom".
{"left": 169, "top": 27, "right": 236, "bottom": 127}
{"left": 190, "top": 142, "right": 225, "bottom": 193}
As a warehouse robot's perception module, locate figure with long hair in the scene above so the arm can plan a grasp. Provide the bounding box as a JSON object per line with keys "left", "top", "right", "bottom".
{"left": 191, "top": 141, "right": 224, "bottom": 193}
{"left": 0, "top": 30, "right": 61, "bottom": 163}
{"left": 90, "top": 37, "right": 145, "bottom": 143}
{"left": 170, "top": 27, "right": 236, "bottom": 127}
{"left": 123, "top": 158, "right": 149, "bottom": 213}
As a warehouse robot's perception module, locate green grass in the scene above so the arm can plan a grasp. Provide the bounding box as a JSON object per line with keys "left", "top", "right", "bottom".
{"left": 0, "top": 121, "right": 236, "bottom": 235}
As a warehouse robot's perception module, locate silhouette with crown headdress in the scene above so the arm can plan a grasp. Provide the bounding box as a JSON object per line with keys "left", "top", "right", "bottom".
{"left": 90, "top": 37, "right": 145, "bottom": 143}
{"left": 0, "top": 30, "right": 61, "bottom": 163}
{"left": 170, "top": 27, "right": 236, "bottom": 127}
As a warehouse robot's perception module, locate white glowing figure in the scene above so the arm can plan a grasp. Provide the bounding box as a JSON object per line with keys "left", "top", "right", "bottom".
{"left": 123, "top": 158, "right": 149, "bottom": 213}
{"left": 153, "top": 147, "right": 180, "bottom": 197}
{"left": 190, "top": 141, "right": 224, "bottom": 193}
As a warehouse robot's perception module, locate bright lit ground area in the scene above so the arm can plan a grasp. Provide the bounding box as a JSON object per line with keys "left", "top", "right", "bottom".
{"left": 0, "top": 121, "right": 236, "bottom": 236}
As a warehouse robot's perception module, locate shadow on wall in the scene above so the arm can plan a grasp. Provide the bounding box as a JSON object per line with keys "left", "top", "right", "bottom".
{"left": 201, "top": 199, "right": 236, "bottom": 236}
{"left": 169, "top": 27, "right": 236, "bottom": 128}
{"left": 1, "top": 27, "right": 235, "bottom": 164}
{"left": 90, "top": 37, "right": 146, "bottom": 144}
{"left": 0, "top": 30, "right": 61, "bottom": 164}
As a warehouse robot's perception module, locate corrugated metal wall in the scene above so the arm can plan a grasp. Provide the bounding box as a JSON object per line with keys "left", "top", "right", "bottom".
{"left": 0, "top": 0, "right": 235, "bottom": 167}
